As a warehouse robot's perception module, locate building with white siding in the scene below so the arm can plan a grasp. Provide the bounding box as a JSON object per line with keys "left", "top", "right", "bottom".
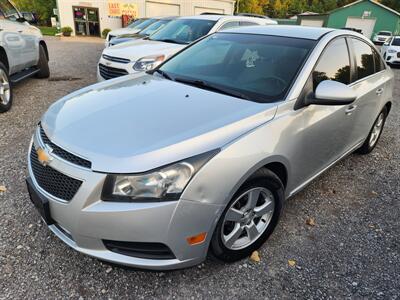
{"left": 56, "top": 0, "right": 236, "bottom": 36}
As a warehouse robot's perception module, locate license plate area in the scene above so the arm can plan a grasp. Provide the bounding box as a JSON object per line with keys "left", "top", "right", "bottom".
{"left": 26, "top": 178, "right": 55, "bottom": 225}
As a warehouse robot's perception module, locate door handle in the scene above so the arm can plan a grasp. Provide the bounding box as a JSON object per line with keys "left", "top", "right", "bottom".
{"left": 376, "top": 88, "right": 384, "bottom": 96}
{"left": 345, "top": 105, "right": 357, "bottom": 115}
{"left": 18, "top": 30, "right": 23, "bottom": 33}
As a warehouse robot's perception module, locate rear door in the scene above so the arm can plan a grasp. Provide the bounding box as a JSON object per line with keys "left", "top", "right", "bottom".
{"left": 347, "top": 38, "right": 388, "bottom": 144}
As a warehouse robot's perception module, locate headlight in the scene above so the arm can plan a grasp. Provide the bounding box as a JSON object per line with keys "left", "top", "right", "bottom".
{"left": 102, "top": 149, "right": 219, "bottom": 202}
{"left": 133, "top": 55, "right": 165, "bottom": 71}
{"left": 388, "top": 49, "right": 397, "bottom": 53}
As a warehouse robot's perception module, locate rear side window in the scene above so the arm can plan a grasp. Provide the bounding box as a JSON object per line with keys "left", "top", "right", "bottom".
{"left": 240, "top": 21, "right": 258, "bottom": 26}
{"left": 373, "top": 49, "right": 385, "bottom": 72}
{"left": 313, "top": 38, "right": 351, "bottom": 89}
{"left": 351, "top": 38, "right": 375, "bottom": 81}
{"left": 219, "top": 21, "right": 240, "bottom": 31}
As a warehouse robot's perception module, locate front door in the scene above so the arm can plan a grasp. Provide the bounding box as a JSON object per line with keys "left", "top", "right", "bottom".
{"left": 73, "top": 6, "right": 100, "bottom": 37}
{"left": 295, "top": 37, "right": 355, "bottom": 183}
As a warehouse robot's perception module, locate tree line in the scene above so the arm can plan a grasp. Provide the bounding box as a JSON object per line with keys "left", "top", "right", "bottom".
{"left": 238, "top": 0, "right": 400, "bottom": 18}
{"left": 10, "top": 0, "right": 400, "bottom": 22}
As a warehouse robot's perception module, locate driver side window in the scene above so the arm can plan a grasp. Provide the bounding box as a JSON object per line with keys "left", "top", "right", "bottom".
{"left": 313, "top": 38, "right": 351, "bottom": 90}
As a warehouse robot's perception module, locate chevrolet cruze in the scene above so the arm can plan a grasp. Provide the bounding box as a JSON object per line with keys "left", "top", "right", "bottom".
{"left": 27, "top": 26, "right": 393, "bottom": 270}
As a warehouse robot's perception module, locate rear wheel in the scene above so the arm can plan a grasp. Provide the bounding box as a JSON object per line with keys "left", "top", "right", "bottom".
{"left": 0, "top": 62, "right": 12, "bottom": 113}
{"left": 210, "top": 168, "right": 284, "bottom": 262}
{"left": 36, "top": 44, "right": 50, "bottom": 78}
{"left": 356, "top": 107, "right": 388, "bottom": 155}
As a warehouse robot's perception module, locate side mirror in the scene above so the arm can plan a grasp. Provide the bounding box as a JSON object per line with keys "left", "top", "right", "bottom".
{"left": 306, "top": 80, "right": 356, "bottom": 106}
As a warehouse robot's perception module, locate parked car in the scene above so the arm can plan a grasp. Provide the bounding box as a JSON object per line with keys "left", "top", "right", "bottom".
{"left": 109, "top": 16, "right": 176, "bottom": 47}
{"left": 372, "top": 30, "right": 392, "bottom": 45}
{"left": 381, "top": 36, "right": 400, "bottom": 66}
{"left": 98, "top": 14, "right": 277, "bottom": 81}
{"left": 105, "top": 18, "right": 158, "bottom": 47}
{"left": 0, "top": 0, "right": 50, "bottom": 113}
{"left": 27, "top": 25, "right": 393, "bottom": 270}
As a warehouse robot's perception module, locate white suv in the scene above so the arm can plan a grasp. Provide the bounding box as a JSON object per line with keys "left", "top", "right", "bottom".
{"left": 0, "top": 0, "right": 50, "bottom": 113}
{"left": 98, "top": 14, "right": 277, "bottom": 81}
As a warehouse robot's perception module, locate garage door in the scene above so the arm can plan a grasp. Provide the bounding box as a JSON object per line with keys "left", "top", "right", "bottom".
{"left": 345, "top": 17, "right": 376, "bottom": 38}
{"left": 194, "top": 6, "right": 224, "bottom": 15}
{"left": 301, "top": 19, "right": 324, "bottom": 27}
{"left": 146, "top": 1, "right": 180, "bottom": 17}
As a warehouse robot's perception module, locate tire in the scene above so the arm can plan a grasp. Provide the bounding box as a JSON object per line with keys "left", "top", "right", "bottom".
{"left": 0, "top": 61, "right": 13, "bottom": 113}
{"left": 36, "top": 44, "right": 50, "bottom": 78}
{"left": 210, "top": 168, "right": 284, "bottom": 262}
{"left": 356, "top": 106, "right": 388, "bottom": 155}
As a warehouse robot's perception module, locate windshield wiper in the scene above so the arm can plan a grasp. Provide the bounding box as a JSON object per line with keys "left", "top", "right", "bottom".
{"left": 174, "top": 77, "right": 251, "bottom": 101}
{"left": 157, "top": 38, "right": 189, "bottom": 45}
{"left": 150, "top": 69, "right": 174, "bottom": 81}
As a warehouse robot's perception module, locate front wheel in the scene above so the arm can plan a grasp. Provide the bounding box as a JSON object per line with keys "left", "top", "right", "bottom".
{"left": 0, "top": 62, "right": 12, "bottom": 113}
{"left": 36, "top": 44, "right": 50, "bottom": 79}
{"left": 210, "top": 168, "right": 284, "bottom": 262}
{"left": 356, "top": 107, "right": 388, "bottom": 155}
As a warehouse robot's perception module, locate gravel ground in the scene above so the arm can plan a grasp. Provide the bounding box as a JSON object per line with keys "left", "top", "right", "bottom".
{"left": 0, "top": 37, "right": 399, "bottom": 299}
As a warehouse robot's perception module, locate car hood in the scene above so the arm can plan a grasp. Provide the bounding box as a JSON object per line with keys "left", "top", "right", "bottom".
{"left": 41, "top": 75, "right": 277, "bottom": 173}
{"left": 103, "top": 39, "right": 185, "bottom": 61}
{"left": 109, "top": 28, "right": 141, "bottom": 36}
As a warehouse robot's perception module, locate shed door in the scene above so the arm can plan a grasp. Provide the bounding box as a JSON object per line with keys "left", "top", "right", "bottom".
{"left": 301, "top": 19, "right": 324, "bottom": 27}
{"left": 345, "top": 17, "right": 376, "bottom": 38}
{"left": 145, "top": 1, "right": 180, "bottom": 17}
{"left": 194, "top": 6, "right": 224, "bottom": 15}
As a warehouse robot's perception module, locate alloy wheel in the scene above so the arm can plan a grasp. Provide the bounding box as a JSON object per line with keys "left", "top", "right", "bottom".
{"left": 0, "top": 69, "right": 10, "bottom": 106}
{"left": 221, "top": 187, "right": 275, "bottom": 250}
{"left": 369, "top": 112, "right": 385, "bottom": 148}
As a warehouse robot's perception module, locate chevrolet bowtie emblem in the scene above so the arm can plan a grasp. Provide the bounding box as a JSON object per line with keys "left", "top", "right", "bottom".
{"left": 36, "top": 147, "right": 52, "bottom": 166}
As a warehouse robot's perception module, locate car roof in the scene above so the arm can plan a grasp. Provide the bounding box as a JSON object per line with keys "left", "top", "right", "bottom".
{"left": 222, "top": 25, "right": 335, "bottom": 40}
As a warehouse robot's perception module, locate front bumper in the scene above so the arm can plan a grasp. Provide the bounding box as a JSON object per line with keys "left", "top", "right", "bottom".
{"left": 384, "top": 52, "right": 400, "bottom": 65}
{"left": 27, "top": 129, "right": 224, "bottom": 270}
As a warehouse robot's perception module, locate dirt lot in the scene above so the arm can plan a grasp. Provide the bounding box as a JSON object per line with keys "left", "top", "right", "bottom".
{"left": 0, "top": 37, "right": 399, "bottom": 299}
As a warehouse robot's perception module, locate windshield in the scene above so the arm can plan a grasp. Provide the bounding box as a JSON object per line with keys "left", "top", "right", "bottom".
{"left": 149, "top": 19, "right": 217, "bottom": 44}
{"left": 0, "top": 0, "right": 20, "bottom": 20}
{"left": 392, "top": 38, "right": 400, "bottom": 46}
{"left": 158, "top": 33, "right": 315, "bottom": 103}
{"left": 140, "top": 19, "right": 171, "bottom": 36}
{"left": 378, "top": 31, "right": 391, "bottom": 36}
{"left": 127, "top": 18, "right": 146, "bottom": 29}
{"left": 130, "top": 18, "right": 157, "bottom": 30}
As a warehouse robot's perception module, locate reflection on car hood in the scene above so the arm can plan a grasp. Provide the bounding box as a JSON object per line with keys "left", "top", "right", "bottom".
{"left": 108, "top": 27, "right": 141, "bottom": 36}
{"left": 103, "top": 39, "right": 185, "bottom": 61}
{"left": 42, "top": 75, "right": 277, "bottom": 173}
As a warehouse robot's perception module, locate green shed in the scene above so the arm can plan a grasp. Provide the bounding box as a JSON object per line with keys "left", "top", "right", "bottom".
{"left": 298, "top": 0, "right": 400, "bottom": 39}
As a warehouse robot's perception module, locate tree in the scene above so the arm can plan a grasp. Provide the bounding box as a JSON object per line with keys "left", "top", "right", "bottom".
{"left": 237, "top": 0, "right": 270, "bottom": 14}
{"left": 13, "top": 0, "right": 56, "bottom": 23}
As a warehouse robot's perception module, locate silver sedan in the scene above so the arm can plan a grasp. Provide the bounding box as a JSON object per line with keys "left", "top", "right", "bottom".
{"left": 26, "top": 25, "right": 393, "bottom": 270}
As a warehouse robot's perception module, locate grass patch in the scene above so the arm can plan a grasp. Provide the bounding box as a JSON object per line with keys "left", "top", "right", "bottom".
{"left": 38, "top": 26, "right": 59, "bottom": 36}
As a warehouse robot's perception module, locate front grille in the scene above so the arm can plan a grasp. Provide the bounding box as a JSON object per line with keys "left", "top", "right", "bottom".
{"left": 99, "top": 63, "right": 129, "bottom": 80}
{"left": 30, "top": 147, "right": 82, "bottom": 201}
{"left": 102, "top": 54, "right": 130, "bottom": 64}
{"left": 103, "top": 240, "right": 176, "bottom": 259}
{"left": 39, "top": 125, "right": 91, "bottom": 169}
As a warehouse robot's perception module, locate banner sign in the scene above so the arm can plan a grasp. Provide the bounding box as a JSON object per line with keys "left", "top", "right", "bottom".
{"left": 108, "top": 1, "right": 138, "bottom": 17}
{"left": 121, "top": 3, "right": 138, "bottom": 17}
{"left": 108, "top": 1, "right": 121, "bottom": 17}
